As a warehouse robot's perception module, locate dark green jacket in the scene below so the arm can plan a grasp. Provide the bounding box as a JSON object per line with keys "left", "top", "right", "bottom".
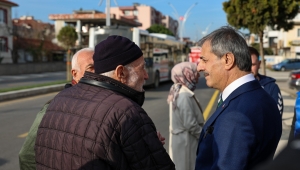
{"left": 19, "top": 102, "right": 50, "bottom": 170}
{"left": 19, "top": 83, "right": 72, "bottom": 169}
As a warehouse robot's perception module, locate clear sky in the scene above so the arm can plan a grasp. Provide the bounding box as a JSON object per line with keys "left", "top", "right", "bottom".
{"left": 11, "top": 0, "right": 229, "bottom": 41}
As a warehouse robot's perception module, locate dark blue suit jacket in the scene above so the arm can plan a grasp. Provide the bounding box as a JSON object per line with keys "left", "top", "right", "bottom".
{"left": 195, "top": 80, "right": 282, "bottom": 170}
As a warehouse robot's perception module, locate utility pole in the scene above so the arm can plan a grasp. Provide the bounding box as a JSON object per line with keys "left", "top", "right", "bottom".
{"left": 98, "top": 0, "right": 119, "bottom": 26}
{"left": 168, "top": 2, "right": 198, "bottom": 42}
{"left": 66, "top": 49, "right": 72, "bottom": 81}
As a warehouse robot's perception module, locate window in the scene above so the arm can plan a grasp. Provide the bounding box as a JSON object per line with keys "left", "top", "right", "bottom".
{"left": 0, "top": 37, "right": 8, "bottom": 52}
{"left": 124, "top": 10, "right": 131, "bottom": 16}
{"left": 0, "top": 8, "right": 7, "bottom": 24}
{"left": 133, "top": 10, "right": 138, "bottom": 16}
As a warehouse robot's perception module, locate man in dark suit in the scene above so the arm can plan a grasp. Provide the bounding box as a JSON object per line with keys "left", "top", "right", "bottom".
{"left": 195, "top": 26, "right": 282, "bottom": 170}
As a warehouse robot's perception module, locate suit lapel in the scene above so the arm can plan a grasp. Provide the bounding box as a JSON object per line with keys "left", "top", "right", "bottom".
{"left": 202, "top": 80, "right": 261, "bottom": 133}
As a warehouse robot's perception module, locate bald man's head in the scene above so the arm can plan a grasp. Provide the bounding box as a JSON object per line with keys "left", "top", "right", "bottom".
{"left": 71, "top": 48, "right": 94, "bottom": 83}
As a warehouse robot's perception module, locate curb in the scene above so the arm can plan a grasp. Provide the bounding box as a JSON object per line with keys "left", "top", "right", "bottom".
{"left": 0, "top": 84, "right": 65, "bottom": 102}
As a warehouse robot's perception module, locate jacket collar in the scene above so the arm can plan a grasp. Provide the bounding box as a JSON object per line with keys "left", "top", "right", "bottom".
{"left": 79, "top": 71, "right": 145, "bottom": 106}
{"left": 204, "top": 80, "right": 260, "bottom": 129}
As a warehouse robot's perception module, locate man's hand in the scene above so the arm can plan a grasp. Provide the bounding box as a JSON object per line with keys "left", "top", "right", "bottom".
{"left": 157, "top": 131, "right": 165, "bottom": 145}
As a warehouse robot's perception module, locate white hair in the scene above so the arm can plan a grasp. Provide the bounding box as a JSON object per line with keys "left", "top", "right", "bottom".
{"left": 101, "top": 70, "right": 115, "bottom": 77}
{"left": 100, "top": 63, "right": 135, "bottom": 79}
{"left": 124, "top": 64, "right": 138, "bottom": 85}
{"left": 71, "top": 47, "right": 94, "bottom": 71}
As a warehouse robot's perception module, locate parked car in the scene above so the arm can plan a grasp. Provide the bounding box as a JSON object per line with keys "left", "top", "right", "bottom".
{"left": 289, "top": 69, "right": 300, "bottom": 90}
{"left": 272, "top": 58, "right": 300, "bottom": 71}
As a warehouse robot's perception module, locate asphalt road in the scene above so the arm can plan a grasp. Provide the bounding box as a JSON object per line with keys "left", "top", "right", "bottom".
{"left": 0, "top": 77, "right": 216, "bottom": 170}
{"left": 0, "top": 92, "right": 59, "bottom": 170}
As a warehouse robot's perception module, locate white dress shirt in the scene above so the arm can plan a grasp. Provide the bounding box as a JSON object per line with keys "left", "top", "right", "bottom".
{"left": 221, "top": 73, "right": 255, "bottom": 101}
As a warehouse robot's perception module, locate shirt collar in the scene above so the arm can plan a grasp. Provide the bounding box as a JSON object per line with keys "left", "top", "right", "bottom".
{"left": 222, "top": 73, "right": 255, "bottom": 101}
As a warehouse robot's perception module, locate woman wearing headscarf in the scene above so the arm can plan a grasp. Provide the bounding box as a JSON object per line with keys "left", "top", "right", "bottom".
{"left": 167, "top": 62, "right": 204, "bottom": 170}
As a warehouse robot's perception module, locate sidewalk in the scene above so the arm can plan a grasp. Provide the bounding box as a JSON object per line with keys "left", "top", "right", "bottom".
{"left": 274, "top": 90, "right": 295, "bottom": 157}
{"left": 0, "top": 71, "right": 66, "bottom": 102}
{"left": 262, "top": 70, "right": 297, "bottom": 157}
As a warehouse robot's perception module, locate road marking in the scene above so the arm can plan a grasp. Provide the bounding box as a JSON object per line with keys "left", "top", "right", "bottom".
{"left": 203, "top": 90, "right": 219, "bottom": 121}
{"left": 18, "top": 132, "right": 28, "bottom": 138}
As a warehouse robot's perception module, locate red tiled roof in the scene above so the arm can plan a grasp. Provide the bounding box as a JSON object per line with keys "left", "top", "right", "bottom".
{"left": 14, "top": 38, "right": 64, "bottom": 52}
{"left": 0, "top": 0, "right": 18, "bottom": 6}
{"left": 13, "top": 18, "right": 54, "bottom": 31}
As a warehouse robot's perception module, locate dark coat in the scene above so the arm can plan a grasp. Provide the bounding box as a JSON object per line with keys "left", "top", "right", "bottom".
{"left": 195, "top": 80, "right": 282, "bottom": 170}
{"left": 35, "top": 72, "right": 175, "bottom": 170}
{"left": 253, "top": 135, "right": 300, "bottom": 170}
{"left": 258, "top": 74, "right": 283, "bottom": 115}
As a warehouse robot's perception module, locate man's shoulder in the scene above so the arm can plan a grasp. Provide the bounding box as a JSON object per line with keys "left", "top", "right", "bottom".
{"left": 228, "top": 81, "right": 276, "bottom": 109}
{"left": 258, "top": 74, "right": 276, "bottom": 85}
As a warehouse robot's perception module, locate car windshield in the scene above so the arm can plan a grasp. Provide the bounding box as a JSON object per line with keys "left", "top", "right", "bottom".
{"left": 280, "top": 59, "right": 289, "bottom": 64}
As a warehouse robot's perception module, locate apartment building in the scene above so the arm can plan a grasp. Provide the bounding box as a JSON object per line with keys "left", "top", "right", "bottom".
{"left": 285, "top": 13, "right": 300, "bottom": 58}
{"left": 12, "top": 16, "right": 64, "bottom": 63}
{"left": 49, "top": 9, "right": 141, "bottom": 48}
{"left": 0, "top": 0, "right": 17, "bottom": 63}
{"left": 110, "top": 3, "right": 178, "bottom": 36}
{"left": 248, "top": 12, "right": 300, "bottom": 58}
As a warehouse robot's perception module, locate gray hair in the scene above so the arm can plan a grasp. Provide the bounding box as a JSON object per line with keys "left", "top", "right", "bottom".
{"left": 198, "top": 26, "right": 251, "bottom": 72}
{"left": 71, "top": 47, "right": 94, "bottom": 71}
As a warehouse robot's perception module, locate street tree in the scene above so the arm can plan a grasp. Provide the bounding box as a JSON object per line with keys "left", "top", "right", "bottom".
{"left": 57, "top": 25, "right": 78, "bottom": 49}
{"left": 223, "top": 0, "right": 299, "bottom": 75}
{"left": 57, "top": 25, "right": 78, "bottom": 81}
{"left": 147, "top": 24, "right": 174, "bottom": 36}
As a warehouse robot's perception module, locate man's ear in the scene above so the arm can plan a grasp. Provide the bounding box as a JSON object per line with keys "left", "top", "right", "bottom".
{"left": 71, "top": 69, "right": 77, "bottom": 80}
{"left": 114, "top": 65, "right": 128, "bottom": 83}
{"left": 224, "top": 53, "right": 235, "bottom": 70}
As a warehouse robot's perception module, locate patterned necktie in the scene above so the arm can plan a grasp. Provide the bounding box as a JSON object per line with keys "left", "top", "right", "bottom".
{"left": 217, "top": 94, "right": 223, "bottom": 108}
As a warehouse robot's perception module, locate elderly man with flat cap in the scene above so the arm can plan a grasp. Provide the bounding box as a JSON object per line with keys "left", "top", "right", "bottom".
{"left": 35, "top": 35, "right": 175, "bottom": 170}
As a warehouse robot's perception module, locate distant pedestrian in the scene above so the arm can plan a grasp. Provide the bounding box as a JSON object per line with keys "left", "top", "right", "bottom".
{"left": 18, "top": 48, "right": 94, "bottom": 170}
{"left": 35, "top": 35, "right": 175, "bottom": 169}
{"left": 249, "top": 46, "right": 283, "bottom": 116}
{"left": 167, "top": 62, "right": 204, "bottom": 170}
{"left": 195, "top": 26, "right": 282, "bottom": 170}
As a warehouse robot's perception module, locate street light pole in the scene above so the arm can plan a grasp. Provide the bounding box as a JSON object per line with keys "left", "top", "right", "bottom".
{"left": 168, "top": 2, "right": 198, "bottom": 42}
{"left": 98, "top": 0, "right": 119, "bottom": 26}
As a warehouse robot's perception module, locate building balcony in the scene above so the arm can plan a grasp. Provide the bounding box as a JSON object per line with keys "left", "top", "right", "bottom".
{"left": 122, "top": 15, "right": 137, "bottom": 20}
{"left": 119, "top": 6, "right": 136, "bottom": 11}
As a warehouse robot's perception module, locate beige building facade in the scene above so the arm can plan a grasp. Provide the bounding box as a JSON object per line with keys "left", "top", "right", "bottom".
{"left": 49, "top": 9, "right": 140, "bottom": 48}
{"left": 110, "top": 3, "right": 178, "bottom": 36}
{"left": 0, "top": 0, "right": 17, "bottom": 63}
{"left": 285, "top": 13, "right": 300, "bottom": 58}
